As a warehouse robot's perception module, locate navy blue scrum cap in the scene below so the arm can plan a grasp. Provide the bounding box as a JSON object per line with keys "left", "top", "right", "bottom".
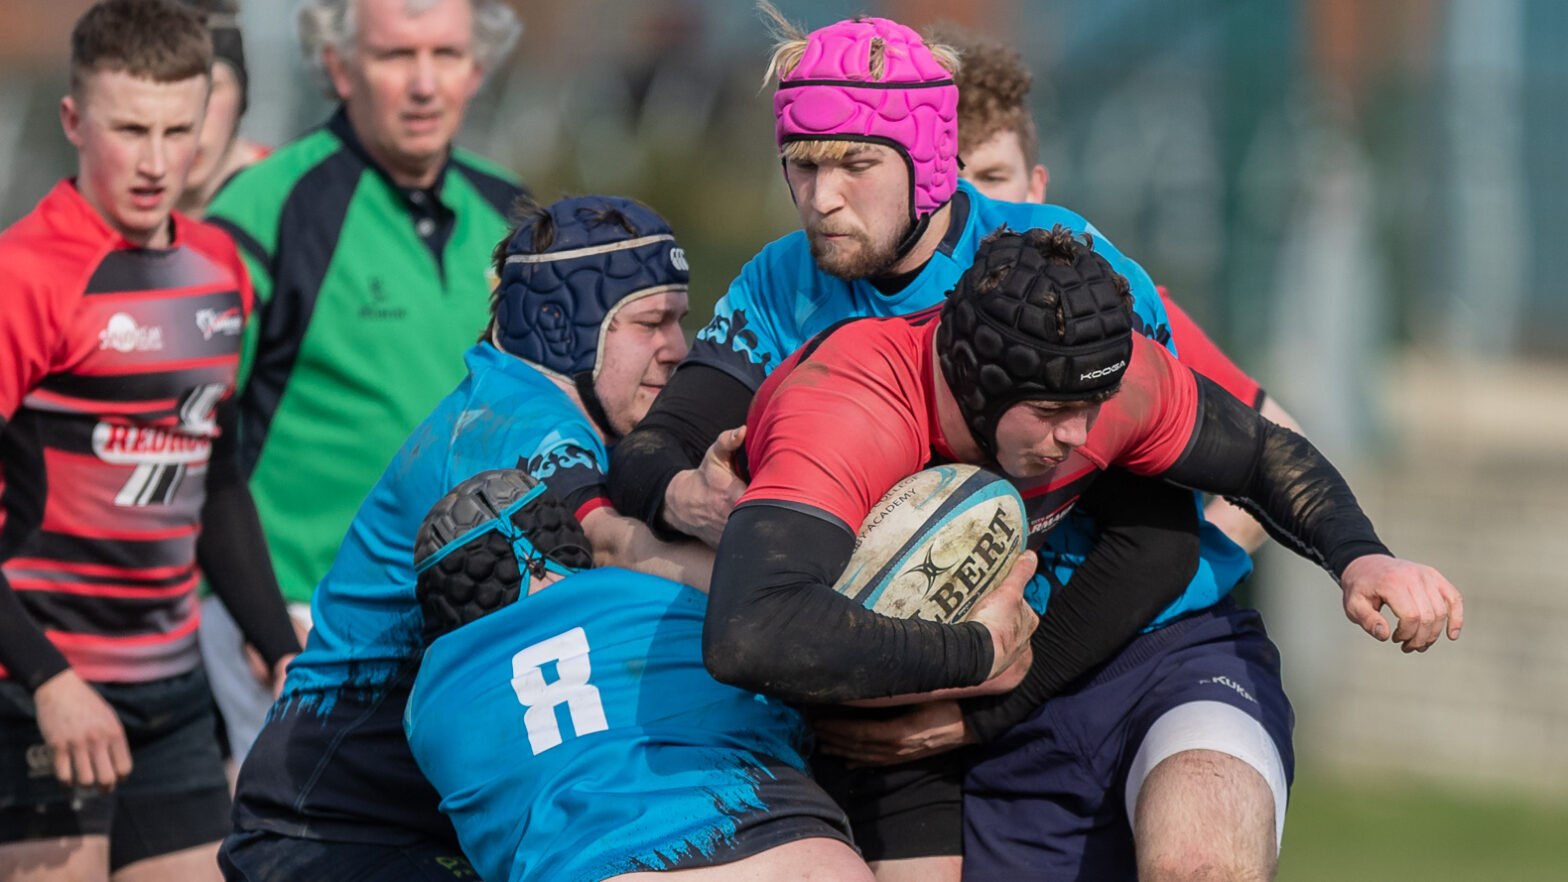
{"left": 493, "top": 195, "right": 688, "bottom": 382}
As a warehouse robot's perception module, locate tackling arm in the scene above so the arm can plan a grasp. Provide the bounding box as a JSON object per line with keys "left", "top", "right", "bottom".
{"left": 608, "top": 363, "right": 752, "bottom": 545}
{"left": 704, "top": 503, "right": 1000, "bottom": 704}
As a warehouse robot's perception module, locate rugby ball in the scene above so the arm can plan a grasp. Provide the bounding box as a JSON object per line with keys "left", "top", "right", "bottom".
{"left": 832, "top": 464, "right": 1026, "bottom": 624}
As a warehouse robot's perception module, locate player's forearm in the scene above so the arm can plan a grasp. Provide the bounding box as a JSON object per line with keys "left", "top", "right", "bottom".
{"left": 0, "top": 569, "right": 72, "bottom": 691}
{"left": 961, "top": 470, "right": 1201, "bottom": 741}
{"left": 1164, "top": 376, "right": 1389, "bottom": 578}
{"left": 703, "top": 504, "right": 994, "bottom": 703}
{"left": 198, "top": 400, "right": 299, "bottom": 666}
{"left": 1199, "top": 395, "right": 1301, "bottom": 553}
{"left": 580, "top": 507, "right": 715, "bottom": 592}
{"left": 198, "top": 484, "right": 300, "bottom": 667}
{"left": 608, "top": 363, "right": 753, "bottom": 535}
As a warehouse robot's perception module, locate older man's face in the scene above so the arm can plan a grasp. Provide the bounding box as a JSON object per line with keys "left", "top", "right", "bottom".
{"left": 327, "top": 0, "right": 483, "bottom": 187}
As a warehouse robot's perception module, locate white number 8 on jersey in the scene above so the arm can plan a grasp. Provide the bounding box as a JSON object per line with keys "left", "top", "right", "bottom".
{"left": 510, "top": 627, "right": 608, "bottom": 755}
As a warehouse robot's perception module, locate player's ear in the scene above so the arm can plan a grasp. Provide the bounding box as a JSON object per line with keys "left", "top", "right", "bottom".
{"left": 323, "top": 44, "right": 354, "bottom": 102}
{"left": 60, "top": 94, "right": 84, "bottom": 147}
{"left": 1028, "top": 164, "right": 1049, "bottom": 204}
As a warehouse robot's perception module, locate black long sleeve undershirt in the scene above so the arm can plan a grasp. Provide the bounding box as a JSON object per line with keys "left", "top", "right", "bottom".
{"left": 959, "top": 469, "right": 1201, "bottom": 742}
{"left": 0, "top": 569, "right": 72, "bottom": 692}
{"left": 704, "top": 503, "right": 994, "bottom": 704}
{"left": 1166, "top": 375, "right": 1390, "bottom": 578}
{"left": 196, "top": 400, "right": 300, "bottom": 667}
{"left": 609, "top": 363, "right": 752, "bottom": 538}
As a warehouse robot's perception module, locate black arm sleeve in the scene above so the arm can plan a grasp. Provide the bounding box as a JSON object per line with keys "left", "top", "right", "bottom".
{"left": 608, "top": 363, "right": 754, "bottom": 537}
{"left": 960, "top": 469, "right": 1201, "bottom": 742}
{"left": 0, "top": 570, "right": 71, "bottom": 692}
{"left": 197, "top": 400, "right": 301, "bottom": 667}
{"left": 1163, "top": 374, "right": 1391, "bottom": 577}
{"left": 703, "top": 502, "right": 995, "bottom": 703}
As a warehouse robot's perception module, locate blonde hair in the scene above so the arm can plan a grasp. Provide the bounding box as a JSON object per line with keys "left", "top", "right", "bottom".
{"left": 755, "top": 1, "right": 960, "bottom": 90}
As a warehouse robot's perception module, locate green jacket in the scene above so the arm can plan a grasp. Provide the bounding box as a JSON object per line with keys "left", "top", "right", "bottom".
{"left": 207, "top": 109, "right": 523, "bottom": 604}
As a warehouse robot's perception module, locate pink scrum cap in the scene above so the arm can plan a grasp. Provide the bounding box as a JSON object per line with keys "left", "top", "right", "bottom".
{"left": 774, "top": 17, "right": 959, "bottom": 222}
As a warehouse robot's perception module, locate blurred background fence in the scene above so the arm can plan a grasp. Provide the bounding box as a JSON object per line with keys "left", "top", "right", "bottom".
{"left": 5, "top": 0, "right": 1566, "bottom": 874}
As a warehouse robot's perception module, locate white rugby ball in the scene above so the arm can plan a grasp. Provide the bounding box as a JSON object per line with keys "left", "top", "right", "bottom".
{"left": 832, "top": 464, "right": 1026, "bottom": 624}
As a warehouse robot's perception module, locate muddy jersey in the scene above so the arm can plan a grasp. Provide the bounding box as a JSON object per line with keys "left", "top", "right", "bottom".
{"left": 407, "top": 569, "right": 848, "bottom": 882}
{"left": 687, "top": 182, "right": 1252, "bottom": 628}
{"left": 281, "top": 343, "right": 611, "bottom": 699}
{"left": 0, "top": 180, "right": 251, "bottom": 683}
{"left": 738, "top": 312, "right": 1200, "bottom": 562}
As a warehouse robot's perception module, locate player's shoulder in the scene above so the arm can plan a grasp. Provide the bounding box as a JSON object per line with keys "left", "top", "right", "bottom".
{"left": 728, "top": 230, "right": 819, "bottom": 303}
{"left": 963, "top": 184, "right": 1091, "bottom": 237}
{"left": 175, "top": 212, "right": 243, "bottom": 262}
{"left": 0, "top": 184, "right": 110, "bottom": 296}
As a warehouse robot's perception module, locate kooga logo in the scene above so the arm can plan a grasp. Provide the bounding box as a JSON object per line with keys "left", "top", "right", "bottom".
{"left": 1080, "top": 359, "right": 1126, "bottom": 382}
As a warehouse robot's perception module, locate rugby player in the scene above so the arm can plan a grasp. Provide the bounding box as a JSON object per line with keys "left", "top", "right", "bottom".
{"left": 608, "top": 10, "right": 1455, "bottom": 872}
{"left": 403, "top": 470, "right": 869, "bottom": 882}
{"left": 218, "top": 196, "right": 718, "bottom": 881}
{"left": 175, "top": 0, "right": 268, "bottom": 217}
{"left": 606, "top": 11, "right": 1260, "bottom": 879}
{"left": 705, "top": 227, "right": 1462, "bottom": 867}
{"left": 0, "top": 1, "right": 299, "bottom": 878}
{"left": 809, "top": 31, "right": 1320, "bottom": 880}
{"left": 939, "top": 27, "right": 1304, "bottom": 553}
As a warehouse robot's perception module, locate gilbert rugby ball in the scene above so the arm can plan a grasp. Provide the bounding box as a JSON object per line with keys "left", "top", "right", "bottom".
{"left": 832, "top": 464, "right": 1026, "bottom": 624}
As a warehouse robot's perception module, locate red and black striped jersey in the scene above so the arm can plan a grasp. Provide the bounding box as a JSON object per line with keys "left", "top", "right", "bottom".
{"left": 0, "top": 180, "right": 252, "bottom": 684}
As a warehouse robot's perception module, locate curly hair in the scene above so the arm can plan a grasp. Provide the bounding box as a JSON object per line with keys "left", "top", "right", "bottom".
{"left": 933, "top": 26, "right": 1038, "bottom": 161}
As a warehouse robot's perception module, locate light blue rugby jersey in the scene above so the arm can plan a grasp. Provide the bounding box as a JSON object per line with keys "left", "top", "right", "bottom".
{"left": 406, "top": 569, "right": 820, "bottom": 882}
{"left": 687, "top": 180, "right": 1251, "bottom": 629}
{"left": 281, "top": 343, "right": 611, "bottom": 701}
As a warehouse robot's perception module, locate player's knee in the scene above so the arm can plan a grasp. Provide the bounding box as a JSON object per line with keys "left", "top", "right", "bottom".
{"left": 1140, "top": 847, "right": 1275, "bottom": 882}
{"left": 1135, "top": 751, "right": 1278, "bottom": 882}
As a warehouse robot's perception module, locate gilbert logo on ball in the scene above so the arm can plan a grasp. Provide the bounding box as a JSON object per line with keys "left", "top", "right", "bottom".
{"left": 833, "top": 464, "right": 1025, "bottom": 624}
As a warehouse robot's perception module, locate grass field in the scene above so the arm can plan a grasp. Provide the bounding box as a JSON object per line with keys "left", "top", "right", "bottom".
{"left": 1277, "top": 765, "right": 1568, "bottom": 881}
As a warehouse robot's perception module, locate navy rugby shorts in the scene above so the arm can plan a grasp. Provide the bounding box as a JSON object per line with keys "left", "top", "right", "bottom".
{"left": 0, "top": 665, "right": 230, "bottom": 869}
{"left": 962, "top": 599, "right": 1294, "bottom": 880}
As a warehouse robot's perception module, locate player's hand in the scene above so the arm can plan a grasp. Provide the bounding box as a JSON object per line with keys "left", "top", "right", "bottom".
{"left": 662, "top": 426, "right": 748, "bottom": 548}
{"left": 813, "top": 701, "right": 975, "bottom": 766}
{"left": 246, "top": 613, "right": 309, "bottom": 694}
{"left": 1339, "top": 553, "right": 1463, "bottom": 652}
{"left": 268, "top": 654, "right": 297, "bottom": 699}
{"left": 968, "top": 551, "right": 1038, "bottom": 688}
{"left": 32, "top": 669, "right": 132, "bottom": 793}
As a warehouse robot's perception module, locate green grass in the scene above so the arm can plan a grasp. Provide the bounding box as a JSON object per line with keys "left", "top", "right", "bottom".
{"left": 1278, "top": 767, "right": 1568, "bottom": 881}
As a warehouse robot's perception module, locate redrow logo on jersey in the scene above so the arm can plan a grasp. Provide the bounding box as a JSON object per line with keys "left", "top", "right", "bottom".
{"left": 1079, "top": 360, "right": 1127, "bottom": 382}
{"left": 196, "top": 307, "right": 243, "bottom": 340}
{"left": 91, "top": 422, "right": 211, "bottom": 465}
{"left": 1029, "top": 507, "right": 1073, "bottom": 537}
{"left": 98, "top": 313, "right": 164, "bottom": 353}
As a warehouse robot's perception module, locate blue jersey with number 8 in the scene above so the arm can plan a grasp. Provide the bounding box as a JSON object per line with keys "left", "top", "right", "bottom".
{"left": 405, "top": 567, "right": 849, "bottom": 882}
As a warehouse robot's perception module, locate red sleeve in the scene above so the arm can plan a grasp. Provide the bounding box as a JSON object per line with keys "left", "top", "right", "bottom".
{"left": 1079, "top": 333, "right": 1201, "bottom": 476}
{"left": 0, "top": 243, "right": 69, "bottom": 422}
{"left": 1160, "top": 289, "right": 1262, "bottom": 408}
{"left": 739, "top": 330, "right": 932, "bottom": 533}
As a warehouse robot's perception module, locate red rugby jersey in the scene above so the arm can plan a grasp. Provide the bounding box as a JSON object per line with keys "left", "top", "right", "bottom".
{"left": 739, "top": 309, "right": 1200, "bottom": 544}
{"left": 1159, "top": 287, "right": 1264, "bottom": 408}
{"left": 0, "top": 180, "right": 252, "bottom": 683}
